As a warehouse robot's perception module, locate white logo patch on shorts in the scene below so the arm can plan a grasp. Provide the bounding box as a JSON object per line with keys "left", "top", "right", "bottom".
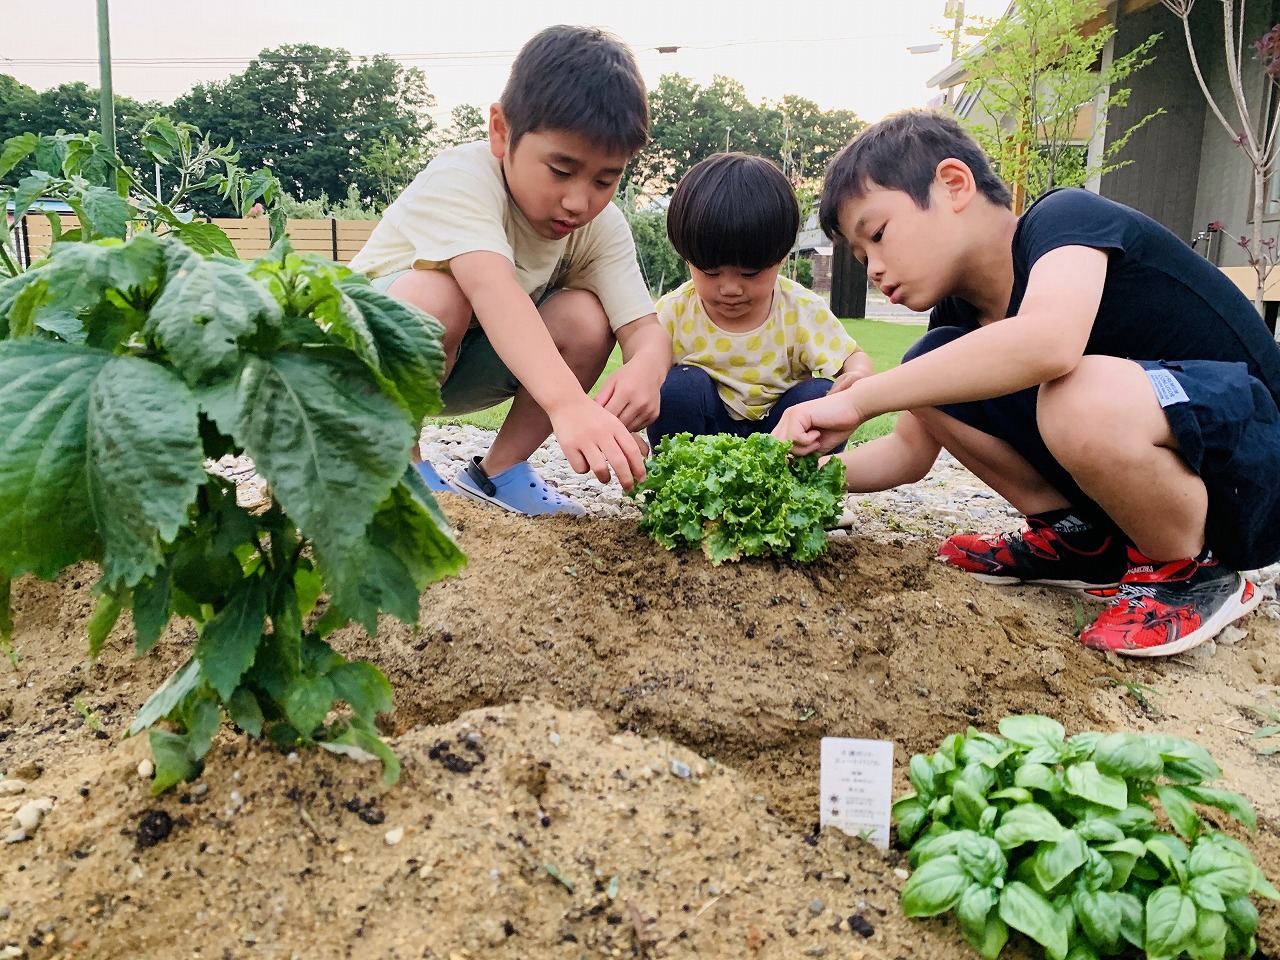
{"left": 1147, "top": 368, "right": 1191, "bottom": 407}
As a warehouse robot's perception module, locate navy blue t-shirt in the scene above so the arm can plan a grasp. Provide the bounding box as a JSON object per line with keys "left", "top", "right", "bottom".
{"left": 928, "top": 188, "right": 1280, "bottom": 406}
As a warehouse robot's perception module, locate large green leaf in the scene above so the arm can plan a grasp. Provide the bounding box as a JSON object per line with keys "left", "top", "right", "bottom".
{"left": 320, "top": 468, "right": 466, "bottom": 632}
{"left": 129, "top": 658, "right": 201, "bottom": 735}
{"left": 78, "top": 186, "right": 131, "bottom": 240}
{"left": 994, "top": 803, "right": 1066, "bottom": 849}
{"left": 0, "top": 340, "right": 110, "bottom": 576}
{"left": 0, "top": 133, "right": 39, "bottom": 180}
{"left": 901, "top": 855, "right": 972, "bottom": 917}
{"left": 999, "top": 881, "right": 1069, "bottom": 960}
{"left": 86, "top": 354, "right": 206, "bottom": 588}
{"left": 224, "top": 349, "right": 415, "bottom": 579}
{"left": 999, "top": 715, "right": 1065, "bottom": 751}
{"left": 340, "top": 282, "right": 446, "bottom": 422}
{"left": 1063, "top": 761, "right": 1128, "bottom": 810}
{"left": 196, "top": 576, "right": 269, "bottom": 700}
{"left": 145, "top": 245, "right": 282, "bottom": 383}
{"left": 172, "top": 219, "right": 237, "bottom": 258}
{"left": 1145, "top": 885, "right": 1198, "bottom": 957}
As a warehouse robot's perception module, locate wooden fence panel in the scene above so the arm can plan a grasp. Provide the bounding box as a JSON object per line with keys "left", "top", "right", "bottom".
{"left": 209, "top": 219, "right": 271, "bottom": 260}
{"left": 335, "top": 221, "right": 377, "bottom": 264}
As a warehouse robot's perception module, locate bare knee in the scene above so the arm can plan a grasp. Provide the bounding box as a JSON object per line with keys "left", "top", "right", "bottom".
{"left": 1039, "top": 356, "right": 1166, "bottom": 468}
{"left": 387, "top": 269, "right": 473, "bottom": 354}
{"left": 541, "top": 290, "right": 614, "bottom": 367}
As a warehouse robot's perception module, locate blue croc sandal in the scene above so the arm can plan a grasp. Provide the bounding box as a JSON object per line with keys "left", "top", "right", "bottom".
{"left": 453, "top": 457, "right": 585, "bottom": 516}
{"left": 415, "top": 460, "right": 457, "bottom": 493}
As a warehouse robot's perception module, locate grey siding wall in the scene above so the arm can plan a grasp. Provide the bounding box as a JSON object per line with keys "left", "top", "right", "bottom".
{"left": 1188, "top": 1, "right": 1277, "bottom": 267}
{"left": 1099, "top": 3, "right": 1209, "bottom": 240}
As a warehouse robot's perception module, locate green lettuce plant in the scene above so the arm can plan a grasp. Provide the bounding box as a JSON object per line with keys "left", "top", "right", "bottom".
{"left": 632, "top": 432, "right": 846, "bottom": 564}
{"left": 893, "top": 716, "right": 1279, "bottom": 960}
{"left": 0, "top": 228, "right": 464, "bottom": 792}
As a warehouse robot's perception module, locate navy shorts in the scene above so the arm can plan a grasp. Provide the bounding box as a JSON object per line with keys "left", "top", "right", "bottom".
{"left": 906, "top": 326, "right": 1280, "bottom": 570}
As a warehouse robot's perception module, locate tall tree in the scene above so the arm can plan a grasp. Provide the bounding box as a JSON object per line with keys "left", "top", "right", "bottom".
{"left": 437, "top": 103, "right": 488, "bottom": 150}
{"left": 958, "top": 0, "right": 1162, "bottom": 211}
{"left": 629, "top": 75, "right": 865, "bottom": 198}
{"left": 170, "top": 45, "right": 435, "bottom": 209}
{"left": 0, "top": 75, "right": 159, "bottom": 184}
{"left": 630, "top": 74, "right": 765, "bottom": 194}
{"left": 767, "top": 95, "right": 865, "bottom": 183}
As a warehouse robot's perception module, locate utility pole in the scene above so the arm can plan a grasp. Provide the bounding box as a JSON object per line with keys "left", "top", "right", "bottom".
{"left": 940, "top": 0, "right": 966, "bottom": 106}
{"left": 96, "top": 0, "right": 122, "bottom": 192}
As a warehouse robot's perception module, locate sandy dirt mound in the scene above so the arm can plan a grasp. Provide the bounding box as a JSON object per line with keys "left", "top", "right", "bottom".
{"left": 0, "top": 496, "right": 1277, "bottom": 958}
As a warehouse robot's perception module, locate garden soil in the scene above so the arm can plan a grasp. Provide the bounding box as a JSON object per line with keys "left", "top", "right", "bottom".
{"left": 1, "top": 495, "right": 1278, "bottom": 960}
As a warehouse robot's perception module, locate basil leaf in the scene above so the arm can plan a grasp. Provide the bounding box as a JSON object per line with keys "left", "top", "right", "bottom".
{"left": 901, "top": 855, "right": 972, "bottom": 917}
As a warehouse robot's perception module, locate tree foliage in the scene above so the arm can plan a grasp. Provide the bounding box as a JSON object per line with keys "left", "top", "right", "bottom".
{"left": 629, "top": 75, "right": 865, "bottom": 196}
{"left": 958, "top": 0, "right": 1162, "bottom": 208}
{"left": 0, "top": 75, "right": 160, "bottom": 186}
{"left": 169, "top": 44, "right": 435, "bottom": 210}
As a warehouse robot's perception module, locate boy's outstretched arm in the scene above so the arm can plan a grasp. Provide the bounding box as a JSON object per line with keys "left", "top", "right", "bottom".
{"left": 830, "top": 410, "right": 941, "bottom": 493}
{"left": 450, "top": 250, "right": 647, "bottom": 489}
{"left": 595, "top": 313, "right": 671, "bottom": 431}
{"left": 775, "top": 246, "right": 1106, "bottom": 455}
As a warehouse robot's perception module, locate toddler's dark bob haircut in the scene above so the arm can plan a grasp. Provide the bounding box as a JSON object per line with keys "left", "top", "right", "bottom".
{"left": 666, "top": 152, "right": 800, "bottom": 271}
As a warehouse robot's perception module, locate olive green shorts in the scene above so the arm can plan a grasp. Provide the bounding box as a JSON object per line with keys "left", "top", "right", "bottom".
{"left": 371, "top": 269, "right": 560, "bottom": 415}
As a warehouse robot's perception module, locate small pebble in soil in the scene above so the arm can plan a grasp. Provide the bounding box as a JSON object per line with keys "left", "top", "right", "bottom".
{"left": 13, "top": 797, "right": 52, "bottom": 834}
{"left": 0, "top": 779, "right": 26, "bottom": 795}
{"left": 669, "top": 759, "right": 692, "bottom": 779}
{"left": 848, "top": 914, "right": 876, "bottom": 937}
{"left": 135, "top": 809, "right": 174, "bottom": 850}
{"left": 548, "top": 732, "right": 561, "bottom": 747}
{"left": 893, "top": 868, "right": 910, "bottom": 881}
{"left": 137, "top": 759, "right": 154, "bottom": 780}
{"left": 192, "top": 783, "right": 208, "bottom": 797}
{"left": 808, "top": 898, "right": 825, "bottom": 915}
{"left": 385, "top": 827, "right": 405, "bottom": 846}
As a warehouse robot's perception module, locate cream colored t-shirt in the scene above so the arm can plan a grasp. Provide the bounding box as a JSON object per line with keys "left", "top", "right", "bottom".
{"left": 657, "top": 277, "right": 857, "bottom": 420}
{"left": 347, "top": 141, "right": 654, "bottom": 332}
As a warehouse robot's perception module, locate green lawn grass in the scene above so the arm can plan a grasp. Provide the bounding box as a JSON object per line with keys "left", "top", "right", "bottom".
{"left": 428, "top": 317, "right": 925, "bottom": 444}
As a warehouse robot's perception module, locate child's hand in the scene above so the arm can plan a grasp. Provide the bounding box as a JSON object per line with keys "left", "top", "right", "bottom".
{"left": 552, "top": 398, "right": 648, "bottom": 490}
{"left": 772, "top": 390, "right": 866, "bottom": 456}
{"left": 594, "top": 360, "right": 665, "bottom": 432}
{"left": 830, "top": 368, "right": 870, "bottom": 394}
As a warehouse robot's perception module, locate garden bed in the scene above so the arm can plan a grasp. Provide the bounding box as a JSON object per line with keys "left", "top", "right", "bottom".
{"left": 0, "top": 496, "right": 1277, "bottom": 959}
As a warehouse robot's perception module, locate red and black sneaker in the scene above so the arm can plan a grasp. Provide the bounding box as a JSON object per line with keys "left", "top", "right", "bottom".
{"left": 1079, "top": 548, "right": 1261, "bottom": 657}
{"left": 938, "top": 517, "right": 1128, "bottom": 591}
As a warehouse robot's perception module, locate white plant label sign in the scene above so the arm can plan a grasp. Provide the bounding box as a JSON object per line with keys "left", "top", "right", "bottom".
{"left": 819, "top": 737, "right": 894, "bottom": 850}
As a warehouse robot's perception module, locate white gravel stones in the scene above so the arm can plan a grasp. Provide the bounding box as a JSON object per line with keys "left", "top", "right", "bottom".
{"left": 12, "top": 797, "right": 53, "bottom": 835}
{"left": 385, "top": 827, "right": 405, "bottom": 846}
{"left": 0, "top": 780, "right": 26, "bottom": 796}
{"left": 137, "top": 759, "right": 155, "bottom": 780}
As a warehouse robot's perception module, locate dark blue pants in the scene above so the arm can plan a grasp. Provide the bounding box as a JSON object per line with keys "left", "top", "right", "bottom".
{"left": 906, "top": 326, "right": 1280, "bottom": 570}
{"left": 647, "top": 364, "right": 842, "bottom": 452}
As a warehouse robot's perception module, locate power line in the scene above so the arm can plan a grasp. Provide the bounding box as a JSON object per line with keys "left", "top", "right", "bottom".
{"left": 0, "top": 34, "right": 934, "bottom": 69}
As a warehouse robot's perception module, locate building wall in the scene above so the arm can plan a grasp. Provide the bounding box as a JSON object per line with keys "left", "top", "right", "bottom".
{"left": 1098, "top": 2, "right": 1208, "bottom": 240}
{"left": 1187, "top": 0, "right": 1277, "bottom": 267}
{"left": 1102, "top": 0, "right": 1279, "bottom": 267}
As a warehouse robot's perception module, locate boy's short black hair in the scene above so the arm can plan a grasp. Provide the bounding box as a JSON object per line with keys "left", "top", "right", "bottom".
{"left": 819, "top": 109, "right": 1012, "bottom": 240}
{"left": 666, "top": 153, "right": 799, "bottom": 272}
{"left": 501, "top": 25, "right": 649, "bottom": 156}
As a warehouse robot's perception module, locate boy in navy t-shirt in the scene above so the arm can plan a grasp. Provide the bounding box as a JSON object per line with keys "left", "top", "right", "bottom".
{"left": 773, "top": 109, "right": 1280, "bottom": 658}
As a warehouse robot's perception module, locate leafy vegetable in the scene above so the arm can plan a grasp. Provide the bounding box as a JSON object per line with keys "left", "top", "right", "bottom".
{"left": 0, "top": 130, "right": 465, "bottom": 791}
{"left": 632, "top": 432, "right": 846, "bottom": 564}
{"left": 894, "top": 717, "right": 1278, "bottom": 960}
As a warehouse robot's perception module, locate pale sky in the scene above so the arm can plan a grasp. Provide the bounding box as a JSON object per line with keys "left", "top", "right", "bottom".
{"left": 4, "top": 0, "right": 1009, "bottom": 127}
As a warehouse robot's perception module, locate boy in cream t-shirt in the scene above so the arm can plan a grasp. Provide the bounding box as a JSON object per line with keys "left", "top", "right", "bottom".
{"left": 645, "top": 153, "right": 872, "bottom": 449}
{"left": 349, "top": 26, "right": 671, "bottom": 515}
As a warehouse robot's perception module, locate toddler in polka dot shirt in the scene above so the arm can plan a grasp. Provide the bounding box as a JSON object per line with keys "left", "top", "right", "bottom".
{"left": 646, "top": 153, "right": 873, "bottom": 451}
